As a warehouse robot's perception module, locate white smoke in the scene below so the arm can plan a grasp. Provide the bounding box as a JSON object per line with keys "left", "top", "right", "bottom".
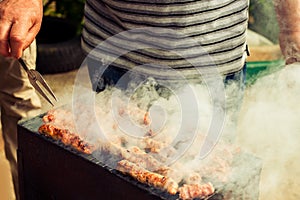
{"left": 237, "top": 62, "right": 300, "bottom": 200}
{"left": 71, "top": 63, "right": 260, "bottom": 198}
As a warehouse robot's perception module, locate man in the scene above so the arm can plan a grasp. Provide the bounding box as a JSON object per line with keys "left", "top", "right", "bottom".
{"left": 0, "top": 0, "right": 299, "bottom": 199}
{"left": 81, "top": 0, "right": 300, "bottom": 87}
{"left": 0, "top": 0, "right": 43, "bottom": 199}
{"left": 82, "top": 0, "right": 249, "bottom": 92}
{"left": 0, "top": 42, "right": 41, "bottom": 200}
{"left": 0, "top": 2, "right": 299, "bottom": 76}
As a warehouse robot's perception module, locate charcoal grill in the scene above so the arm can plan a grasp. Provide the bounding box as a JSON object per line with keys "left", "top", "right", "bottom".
{"left": 17, "top": 113, "right": 262, "bottom": 200}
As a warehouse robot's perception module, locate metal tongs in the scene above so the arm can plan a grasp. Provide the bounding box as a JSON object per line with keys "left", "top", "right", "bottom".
{"left": 18, "top": 58, "right": 58, "bottom": 106}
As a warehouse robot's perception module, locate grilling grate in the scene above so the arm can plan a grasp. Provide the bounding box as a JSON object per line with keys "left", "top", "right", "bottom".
{"left": 17, "top": 114, "right": 261, "bottom": 200}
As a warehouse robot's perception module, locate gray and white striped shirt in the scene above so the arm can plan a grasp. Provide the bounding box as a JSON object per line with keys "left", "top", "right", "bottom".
{"left": 82, "top": 0, "right": 249, "bottom": 80}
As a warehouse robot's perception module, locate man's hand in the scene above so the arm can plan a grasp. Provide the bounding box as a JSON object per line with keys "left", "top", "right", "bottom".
{"left": 279, "top": 31, "right": 300, "bottom": 64}
{"left": 274, "top": 0, "right": 300, "bottom": 64}
{"left": 0, "top": 0, "right": 43, "bottom": 58}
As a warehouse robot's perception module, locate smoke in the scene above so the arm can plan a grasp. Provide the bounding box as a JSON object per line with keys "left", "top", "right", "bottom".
{"left": 70, "top": 64, "right": 261, "bottom": 197}
{"left": 237, "top": 62, "right": 300, "bottom": 200}
{"left": 83, "top": 62, "right": 300, "bottom": 199}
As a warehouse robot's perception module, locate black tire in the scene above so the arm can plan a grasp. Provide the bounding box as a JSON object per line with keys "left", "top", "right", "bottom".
{"left": 36, "top": 17, "right": 86, "bottom": 74}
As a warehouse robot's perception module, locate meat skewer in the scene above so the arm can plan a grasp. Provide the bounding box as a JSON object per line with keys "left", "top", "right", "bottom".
{"left": 38, "top": 124, "right": 94, "bottom": 154}
{"left": 99, "top": 141, "right": 172, "bottom": 175}
{"left": 117, "top": 159, "right": 178, "bottom": 195}
{"left": 40, "top": 109, "right": 216, "bottom": 200}
{"left": 178, "top": 182, "right": 215, "bottom": 200}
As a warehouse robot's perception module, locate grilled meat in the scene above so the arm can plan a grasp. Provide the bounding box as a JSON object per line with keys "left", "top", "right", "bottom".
{"left": 42, "top": 112, "right": 55, "bottom": 123}
{"left": 99, "top": 142, "right": 171, "bottom": 174}
{"left": 142, "top": 137, "right": 165, "bottom": 153}
{"left": 42, "top": 109, "right": 77, "bottom": 132}
{"left": 38, "top": 124, "right": 93, "bottom": 154}
{"left": 117, "top": 159, "right": 178, "bottom": 195}
{"left": 178, "top": 182, "right": 215, "bottom": 200}
{"left": 40, "top": 109, "right": 216, "bottom": 200}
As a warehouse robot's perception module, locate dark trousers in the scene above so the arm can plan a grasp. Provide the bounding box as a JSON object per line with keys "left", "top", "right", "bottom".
{"left": 87, "top": 57, "right": 247, "bottom": 93}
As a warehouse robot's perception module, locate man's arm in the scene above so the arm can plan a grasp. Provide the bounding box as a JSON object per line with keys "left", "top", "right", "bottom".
{"left": 0, "top": 0, "right": 43, "bottom": 58}
{"left": 274, "top": 0, "right": 300, "bottom": 64}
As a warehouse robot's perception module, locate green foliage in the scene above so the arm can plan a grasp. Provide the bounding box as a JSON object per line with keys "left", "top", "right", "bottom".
{"left": 43, "top": 0, "right": 86, "bottom": 34}
{"left": 249, "top": 0, "right": 279, "bottom": 43}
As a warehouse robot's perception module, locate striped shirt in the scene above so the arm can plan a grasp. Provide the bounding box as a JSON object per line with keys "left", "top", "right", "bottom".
{"left": 82, "top": 0, "right": 249, "bottom": 81}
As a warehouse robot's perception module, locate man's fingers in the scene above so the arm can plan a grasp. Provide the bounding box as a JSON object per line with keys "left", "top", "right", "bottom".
{"left": 9, "top": 36, "right": 23, "bottom": 58}
{"left": 9, "top": 19, "right": 41, "bottom": 58}
{"left": 0, "top": 0, "right": 43, "bottom": 58}
{"left": 0, "top": 20, "right": 12, "bottom": 56}
{"left": 9, "top": 20, "right": 32, "bottom": 58}
{"left": 0, "top": 20, "right": 28, "bottom": 58}
{"left": 0, "top": 40, "right": 11, "bottom": 57}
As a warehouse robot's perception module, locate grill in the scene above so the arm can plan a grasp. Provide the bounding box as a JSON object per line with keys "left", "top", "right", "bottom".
{"left": 17, "top": 113, "right": 262, "bottom": 200}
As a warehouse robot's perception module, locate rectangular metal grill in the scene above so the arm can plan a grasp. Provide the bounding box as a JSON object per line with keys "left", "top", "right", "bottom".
{"left": 17, "top": 114, "right": 262, "bottom": 200}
